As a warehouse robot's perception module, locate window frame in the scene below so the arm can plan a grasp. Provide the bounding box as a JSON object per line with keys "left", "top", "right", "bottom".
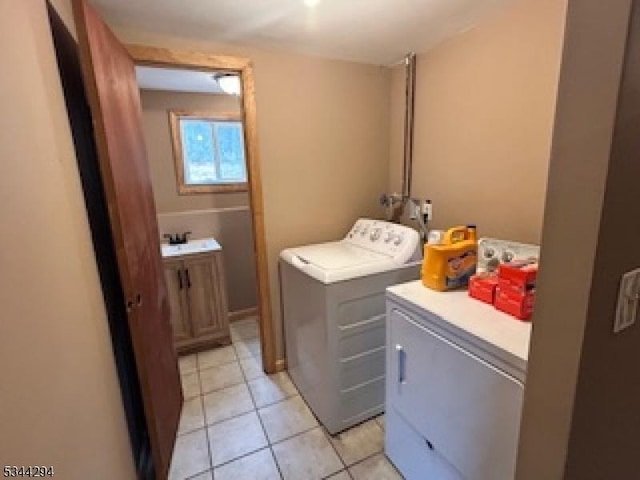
{"left": 168, "top": 110, "right": 248, "bottom": 194}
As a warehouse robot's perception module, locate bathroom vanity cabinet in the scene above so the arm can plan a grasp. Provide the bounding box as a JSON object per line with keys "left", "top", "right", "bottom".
{"left": 162, "top": 239, "right": 230, "bottom": 354}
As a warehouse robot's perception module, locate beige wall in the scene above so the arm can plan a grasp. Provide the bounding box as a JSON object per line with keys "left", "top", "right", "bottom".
{"left": 0, "top": 0, "right": 134, "bottom": 478}
{"left": 517, "top": 0, "right": 634, "bottom": 478}
{"left": 389, "top": 0, "right": 567, "bottom": 244}
{"left": 115, "top": 26, "right": 392, "bottom": 359}
{"left": 140, "top": 90, "right": 257, "bottom": 311}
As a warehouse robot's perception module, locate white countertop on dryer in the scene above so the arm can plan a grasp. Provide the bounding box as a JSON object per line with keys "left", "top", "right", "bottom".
{"left": 161, "top": 238, "right": 221, "bottom": 258}
{"left": 387, "top": 280, "right": 532, "bottom": 376}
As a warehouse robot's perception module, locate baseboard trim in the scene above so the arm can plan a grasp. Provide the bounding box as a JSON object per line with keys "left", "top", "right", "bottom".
{"left": 228, "top": 307, "right": 259, "bottom": 323}
{"left": 275, "top": 359, "right": 287, "bottom": 372}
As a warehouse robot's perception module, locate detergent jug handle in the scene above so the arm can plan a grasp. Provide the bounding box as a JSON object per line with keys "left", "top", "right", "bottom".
{"left": 466, "top": 224, "right": 477, "bottom": 242}
{"left": 443, "top": 226, "right": 469, "bottom": 245}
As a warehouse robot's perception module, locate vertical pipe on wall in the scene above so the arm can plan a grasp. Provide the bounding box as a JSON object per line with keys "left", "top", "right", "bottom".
{"left": 402, "top": 52, "right": 417, "bottom": 200}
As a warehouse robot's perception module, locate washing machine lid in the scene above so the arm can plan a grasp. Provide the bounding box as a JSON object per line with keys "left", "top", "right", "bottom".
{"left": 289, "top": 242, "right": 388, "bottom": 269}
{"left": 280, "top": 241, "right": 402, "bottom": 284}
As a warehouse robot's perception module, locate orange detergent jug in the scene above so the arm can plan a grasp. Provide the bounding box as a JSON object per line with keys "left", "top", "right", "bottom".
{"left": 421, "top": 225, "right": 478, "bottom": 291}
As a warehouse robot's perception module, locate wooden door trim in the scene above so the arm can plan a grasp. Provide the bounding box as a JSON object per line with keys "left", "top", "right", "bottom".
{"left": 127, "top": 44, "right": 277, "bottom": 374}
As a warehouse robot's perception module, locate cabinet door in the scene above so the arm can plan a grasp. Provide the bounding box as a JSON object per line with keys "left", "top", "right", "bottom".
{"left": 184, "top": 254, "right": 229, "bottom": 338}
{"left": 163, "top": 259, "right": 191, "bottom": 343}
{"left": 388, "top": 307, "right": 524, "bottom": 480}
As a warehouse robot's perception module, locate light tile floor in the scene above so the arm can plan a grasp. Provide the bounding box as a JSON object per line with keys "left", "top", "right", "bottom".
{"left": 170, "top": 317, "right": 402, "bottom": 479}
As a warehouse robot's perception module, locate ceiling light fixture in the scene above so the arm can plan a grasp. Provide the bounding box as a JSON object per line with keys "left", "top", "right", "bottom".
{"left": 303, "top": 0, "right": 321, "bottom": 7}
{"left": 213, "top": 73, "right": 241, "bottom": 95}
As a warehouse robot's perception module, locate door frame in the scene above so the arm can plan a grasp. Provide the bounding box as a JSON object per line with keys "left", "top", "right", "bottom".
{"left": 127, "top": 44, "right": 276, "bottom": 374}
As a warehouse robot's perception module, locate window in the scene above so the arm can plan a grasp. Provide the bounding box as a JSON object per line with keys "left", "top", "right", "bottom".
{"left": 169, "top": 111, "right": 247, "bottom": 193}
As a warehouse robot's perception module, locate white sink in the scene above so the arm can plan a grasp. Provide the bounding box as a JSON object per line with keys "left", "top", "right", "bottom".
{"left": 161, "top": 238, "right": 222, "bottom": 258}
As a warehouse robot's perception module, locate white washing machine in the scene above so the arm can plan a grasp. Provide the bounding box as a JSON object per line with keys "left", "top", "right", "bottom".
{"left": 279, "top": 218, "right": 422, "bottom": 434}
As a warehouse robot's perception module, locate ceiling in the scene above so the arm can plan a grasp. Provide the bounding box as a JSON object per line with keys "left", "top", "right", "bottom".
{"left": 135, "top": 66, "right": 226, "bottom": 93}
{"left": 93, "top": 0, "right": 513, "bottom": 65}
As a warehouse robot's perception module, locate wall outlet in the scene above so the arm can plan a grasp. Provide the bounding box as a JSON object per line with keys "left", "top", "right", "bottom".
{"left": 614, "top": 268, "right": 640, "bottom": 333}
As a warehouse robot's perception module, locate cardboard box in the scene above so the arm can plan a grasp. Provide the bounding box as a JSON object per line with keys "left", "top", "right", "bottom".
{"left": 469, "top": 274, "right": 499, "bottom": 305}
{"left": 494, "top": 287, "right": 535, "bottom": 321}
{"left": 498, "top": 261, "right": 538, "bottom": 289}
{"left": 497, "top": 277, "right": 534, "bottom": 295}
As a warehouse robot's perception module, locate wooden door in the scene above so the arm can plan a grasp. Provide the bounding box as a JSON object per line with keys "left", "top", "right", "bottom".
{"left": 163, "top": 259, "right": 191, "bottom": 343}
{"left": 72, "top": 1, "right": 182, "bottom": 477}
{"left": 184, "top": 255, "right": 228, "bottom": 338}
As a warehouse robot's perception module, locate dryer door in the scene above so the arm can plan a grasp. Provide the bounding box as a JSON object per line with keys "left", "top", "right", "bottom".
{"left": 388, "top": 307, "right": 524, "bottom": 480}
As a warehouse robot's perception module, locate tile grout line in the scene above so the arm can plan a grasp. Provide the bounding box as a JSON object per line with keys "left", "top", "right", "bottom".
{"left": 187, "top": 347, "right": 239, "bottom": 478}
{"left": 180, "top": 380, "right": 375, "bottom": 477}
{"left": 231, "top": 325, "right": 261, "bottom": 360}
{"left": 236, "top": 339, "right": 285, "bottom": 480}
{"left": 174, "top": 378, "right": 212, "bottom": 480}
{"left": 256, "top": 377, "right": 346, "bottom": 479}
{"left": 180, "top": 389, "right": 301, "bottom": 438}
{"left": 197, "top": 357, "right": 239, "bottom": 371}
{"left": 199, "top": 355, "right": 215, "bottom": 479}
{"left": 344, "top": 449, "right": 390, "bottom": 477}
{"left": 183, "top": 466, "right": 212, "bottom": 480}
{"left": 209, "top": 445, "right": 272, "bottom": 471}
{"left": 198, "top": 360, "right": 245, "bottom": 397}
{"left": 320, "top": 415, "right": 387, "bottom": 479}
{"left": 275, "top": 387, "right": 345, "bottom": 479}
{"left": 247, "top": 384, "right": 299, "bottom": 410}
{"left": 200, "top": 379, "right": 246, "bottom": 397}
{"left": 321, "top": 427, "right": 350, "bottom": 479}
{"left": 201, "top": 386, "right": 253, "bottom": 429}
{"left": 175, "top": 401, "right": 266, "bottom": 440}
{"left": 237, "top": 355, "right": 268, "bottom": 383}
{"left": 184, "top": 322, "right": 353, "bottom": 479}
{"left": 195, "top": 321, "right": 279, "bottom": 478}
{"left": 349, "top": 417, "right": 388, "bottom": 479}
{"left": 181, "top": 332, "right": 385, "bottom": 480}
{"left": 268, "top": 423, "right": 324, "bottom": 448}
{"left": 199, "top": 361, "right": 243, "bottom": 375}
{"left": 175, "top": 334, "right": 256, "bottom": 478}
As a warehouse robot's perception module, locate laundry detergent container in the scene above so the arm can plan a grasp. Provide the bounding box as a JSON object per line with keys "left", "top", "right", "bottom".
{"left": 422, "top": 225, "right": 478, "bottom": 291}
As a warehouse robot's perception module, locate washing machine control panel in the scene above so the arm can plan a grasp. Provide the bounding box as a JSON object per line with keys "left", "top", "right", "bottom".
{"left": 346, "top": 219, "right": 421, "bottom": 264}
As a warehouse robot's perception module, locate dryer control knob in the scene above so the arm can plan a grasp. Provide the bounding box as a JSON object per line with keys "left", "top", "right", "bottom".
{"left": 394, "top": 235, "right": 404, "bottom": 246}
{"left": 370, "top": 228, "right": 382, "bottom": 241}
{"left": 384, "top": 232, "right": 394, "bottom": 243}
